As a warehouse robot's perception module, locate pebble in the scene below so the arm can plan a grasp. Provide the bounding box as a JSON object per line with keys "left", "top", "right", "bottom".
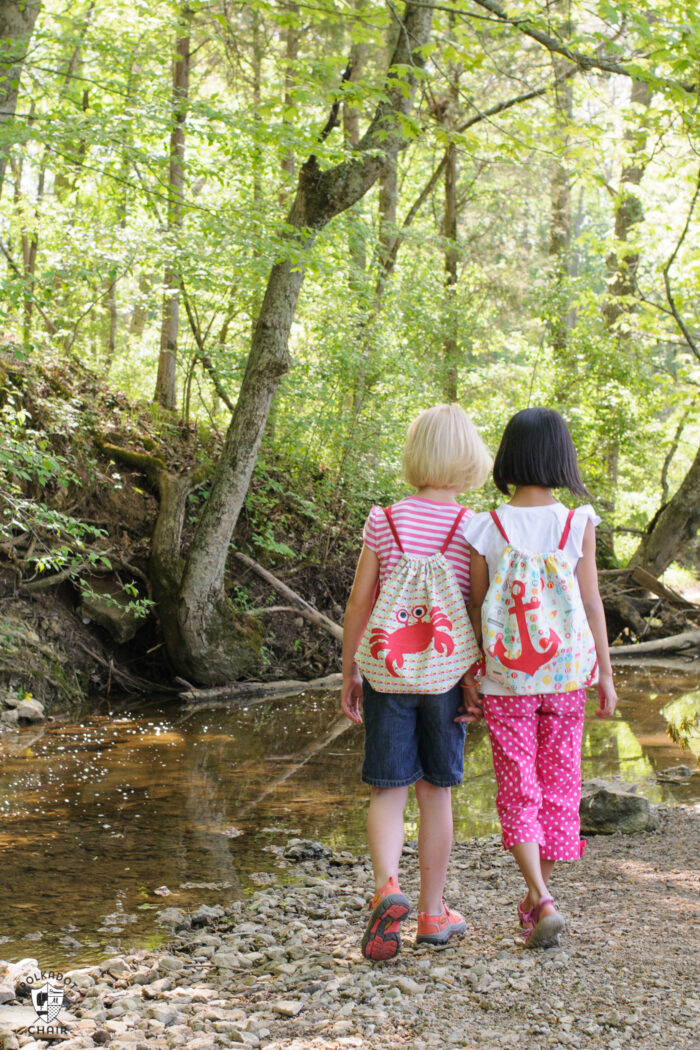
{"left": 271, "top": 1000, "right": 304, "bottom": 1017}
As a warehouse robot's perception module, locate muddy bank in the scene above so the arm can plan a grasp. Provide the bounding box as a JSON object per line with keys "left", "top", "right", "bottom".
{"left": 1, "top": 805, "right": 698, "bottom": 1050}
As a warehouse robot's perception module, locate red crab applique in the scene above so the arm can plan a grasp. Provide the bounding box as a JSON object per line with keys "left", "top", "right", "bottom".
{"left": 369, "top": 604, "right": 455, "bottom": 676}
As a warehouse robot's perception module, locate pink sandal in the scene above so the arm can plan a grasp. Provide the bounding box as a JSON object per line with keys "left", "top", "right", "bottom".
{"left": 523, "top": 896, "right": 564, "bottom": 949}
{"left": 517, "top": 897, "right": 534, "bottom": 932}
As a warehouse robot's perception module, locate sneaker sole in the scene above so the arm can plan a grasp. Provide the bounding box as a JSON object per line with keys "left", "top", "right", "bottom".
{"left": 416, "top": 920, "right": 467, "bottom": 945}
{"left": 525, "top": 912, "right": 565, "bottom": 949}
{"left": 361, "top": 894, "right": 410, "bottom": 961}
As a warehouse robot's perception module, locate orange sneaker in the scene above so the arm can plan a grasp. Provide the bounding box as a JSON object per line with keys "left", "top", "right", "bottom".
{"left": 361, "top": 876, "right": 410, "bottom": 961}
{"left": 416, "top": 900, "right": 466, "bottom": 945}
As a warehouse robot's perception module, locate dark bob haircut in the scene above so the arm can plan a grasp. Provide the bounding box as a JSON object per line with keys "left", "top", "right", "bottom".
{"left": 493, "top": 407, "right": 591, "bottom": 497}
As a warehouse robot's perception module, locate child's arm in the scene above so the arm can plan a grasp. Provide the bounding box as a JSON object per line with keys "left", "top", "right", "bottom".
{"left": 577, "top": 520, "right": 618, "bottom": 719}
{"left": 455, "top": 546, "right": 489, "bottom": 723}
{"left": 341, "top": 544, "right": 379, "bottom": 724}
{"left": 467, "top": 546, "right": 488, "bottom": 649}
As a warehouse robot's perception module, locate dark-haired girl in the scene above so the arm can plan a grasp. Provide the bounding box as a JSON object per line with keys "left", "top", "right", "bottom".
{"left": 462, "top": 408, "right": 617, "bottom": 948}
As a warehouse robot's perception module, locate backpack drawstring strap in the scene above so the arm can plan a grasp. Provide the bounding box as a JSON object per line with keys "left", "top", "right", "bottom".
{"left": 382, "top": 506, "right": 405, "bottom": 553}
{"left": 558, "top": 507, "right": 575, "bottom": 550}
{"left": 490, "top": 510, "right": 509, "bottom": 542}
{"left": 383, "top": 504, "right": 467, "bottom": 555}
{"left": 491, "top": 507, "right": 576, "bottom": 549}
{"left": 440, "top": 506, "right": 467, "bottom": 554}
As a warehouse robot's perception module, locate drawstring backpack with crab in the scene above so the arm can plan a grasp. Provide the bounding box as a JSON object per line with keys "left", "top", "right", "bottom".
{"left": 356, "top": 506, "right": 481, "bottom": 694}
{"left": 481, "top": 508, "right": 599, "bottom": 694}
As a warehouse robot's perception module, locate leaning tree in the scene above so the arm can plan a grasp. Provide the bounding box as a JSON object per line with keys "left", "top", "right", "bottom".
{"left": 107, "top": 0, "right": 436, "bottom": 683}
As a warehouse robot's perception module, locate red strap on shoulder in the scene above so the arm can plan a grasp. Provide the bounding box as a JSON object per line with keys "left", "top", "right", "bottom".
{"left": 490, "top": 510, "right": 509, "bottom": 543}
{"left": 558, "top": 508, "right": 575, "bottom": 550}
{"left": 383, "top": 506, "right": 404, "bottom": 553}
{"left": 440, "top": 506, "right": 467, "bottom": 554}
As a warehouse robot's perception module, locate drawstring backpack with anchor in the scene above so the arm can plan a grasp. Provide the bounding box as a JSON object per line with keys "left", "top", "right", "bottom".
{"left": 481, "top": 508, "right": 598, "bottom": 694}
{"left": 356, "top": 506, "right": 481, "bottom": 694}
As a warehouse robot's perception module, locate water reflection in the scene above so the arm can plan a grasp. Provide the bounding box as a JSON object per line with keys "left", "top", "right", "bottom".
{"left": 0, "top": 664, "right": 697, "bottom": 968}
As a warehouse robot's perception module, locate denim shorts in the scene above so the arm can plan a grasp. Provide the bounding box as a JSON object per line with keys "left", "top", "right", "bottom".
{"left": 361, "top": 678, "right": 466, "bottom": 788}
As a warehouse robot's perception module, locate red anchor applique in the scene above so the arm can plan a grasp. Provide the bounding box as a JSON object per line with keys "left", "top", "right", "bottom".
{"left": 489, "top": 579, "right": 560, "bottom": 676}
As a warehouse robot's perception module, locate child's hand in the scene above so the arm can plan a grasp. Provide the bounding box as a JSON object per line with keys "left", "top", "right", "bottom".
{"left": 454, "top": 671, "right": 483, "bottom": 723}
{"left": 341, "top": 671, "right": 363, "bottom": 724}
{"left": 595, "top": 673, "right": 618, "bottom": 719}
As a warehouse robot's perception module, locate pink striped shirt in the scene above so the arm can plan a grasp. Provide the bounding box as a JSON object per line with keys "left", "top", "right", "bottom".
{"left": 362, "top": 497, "right": 475, "bottom": 601}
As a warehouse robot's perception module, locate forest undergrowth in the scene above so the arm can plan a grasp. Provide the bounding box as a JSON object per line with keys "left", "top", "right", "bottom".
{"left": 0, "top": 346, "right": 366, "bottom": 713}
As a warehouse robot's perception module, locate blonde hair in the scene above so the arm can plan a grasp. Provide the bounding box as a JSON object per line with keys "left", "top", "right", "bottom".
{"left": 402, "top": 404, "right": 491, "bottom": 493}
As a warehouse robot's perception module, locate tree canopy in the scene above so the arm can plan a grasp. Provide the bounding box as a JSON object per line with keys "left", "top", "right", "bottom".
{"left": 1, "top": 0, "right": 699, "bottom": 680}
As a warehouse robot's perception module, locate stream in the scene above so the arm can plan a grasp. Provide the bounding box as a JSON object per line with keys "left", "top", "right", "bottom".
{"left": 1, "top": 664, "right": 698, "bottom": 970}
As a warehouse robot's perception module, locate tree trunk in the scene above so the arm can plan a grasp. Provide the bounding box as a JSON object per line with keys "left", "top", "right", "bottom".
{"left": 548, "top": 43, "right": 573, "bottom": 374}
{"left": 174, "top": 1, "right": 435, "bottom": 683}
{"left": 154, "top": 4, "right": 192, "bottom": 410}
{"left": 101, "top": 442, "right": 263, "bottom": 685}
{"left": 443, "top": 137, "right": 458, "bottom": 401}
{"left": 278, "top": 3, "right": 299, "bottom": 206}
{"left": 0, "top": 0, "right": 41, "bottom": 200}
{"left": 598, "top": 79, "right": 653, "bottom": 564}
{"left": 602, "top": 79, "right": 653, "bottom": 329}
{"left": 628, "top": 439, "right": 700, "bottom": 576}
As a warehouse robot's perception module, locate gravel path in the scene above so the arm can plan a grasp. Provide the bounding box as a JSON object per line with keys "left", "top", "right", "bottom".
{"left": 1, "top": 805, "right": 698, "bottom": 1050}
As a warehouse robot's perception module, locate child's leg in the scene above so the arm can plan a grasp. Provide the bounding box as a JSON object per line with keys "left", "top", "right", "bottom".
{"left": 511, "top": 843, "right": 555, "bottom": 917}
{"left": 364, "top": 786, "right": 411, "bottom": 960}
{"left": 367, "top": 785, "right": 409, "bottom": 892}
{"left": 361, "top": 681, "right": 422, "bottom": 892}
{"left": 537, "top": 689, "right": 587, "bottom": 861}
{"left": 483, "top": 695, "right": 555, "bottom": 916}
{"left": 482, "top": 694, "right": 544, "bottom": 850}
{"left": 411, "top": 685, "right": 467, "bottom": 943}
{"left": 415, "top": 779, "right": 453, "bottom": 914}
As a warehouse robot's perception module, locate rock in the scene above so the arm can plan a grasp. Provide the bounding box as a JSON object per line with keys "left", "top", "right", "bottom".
{"left": 100, "top": 957, "right": 130, "bottom": 977}
{"left": 141, "top": 978, "right": 172, "bottom": 997}
{"left": 210, "top": 952, "right": 241, "bottom": 970}
{"left": 79, "top": 582, "right": 146, "bottom": 644}
{"left": 392, "top": 975, "right": 425, "bottom": 995}
{"left": 191, "top": 905, "right": 225, "bottom": 929}
{"left": 579, "top": 787, "right": 657, "bottom": 834}
{"left": 0, "top": 1028, "right": 19, "bottom": 1050}
{"left": 14, "top": 698, "right": 45, "bottom": 723}
{"left": 656, "top": 764, "right": 698, "bottom": 783}
{"left": 283, "top": 839, "right": 331, "bottom": 862}
{"left": 271, "top": 1000, "right": 303, "bottom": 1017}
{"left": 156, "top": 908, "right": 189, "bottom": 930}
{"left": 148, "top": 1004, "right": 182, "bottom": 1026}
{"left": 2, "top": 959, "right": 39, "bottom": 988}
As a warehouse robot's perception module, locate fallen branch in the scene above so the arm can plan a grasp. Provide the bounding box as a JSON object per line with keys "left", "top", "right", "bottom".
{"left": 630, "top": 567, "right": 697, "bottom": 610}
{"left": 233, "top": 551, "right": 343, "bottom": 641}
{"left": 178, "top": 671, "right": 342, "bottom": 706}
{"left": 611, "top": 628, "right": 700, "bottom": 659}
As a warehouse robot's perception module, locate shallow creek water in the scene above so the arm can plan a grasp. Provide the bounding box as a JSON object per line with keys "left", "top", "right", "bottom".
{"left": 1, "top": 664, "right": 698, "bottom": 970}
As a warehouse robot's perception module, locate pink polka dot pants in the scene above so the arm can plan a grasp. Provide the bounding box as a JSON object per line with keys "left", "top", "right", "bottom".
{"left": 483, "top": 689, "right": 587, "bottom": 861}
